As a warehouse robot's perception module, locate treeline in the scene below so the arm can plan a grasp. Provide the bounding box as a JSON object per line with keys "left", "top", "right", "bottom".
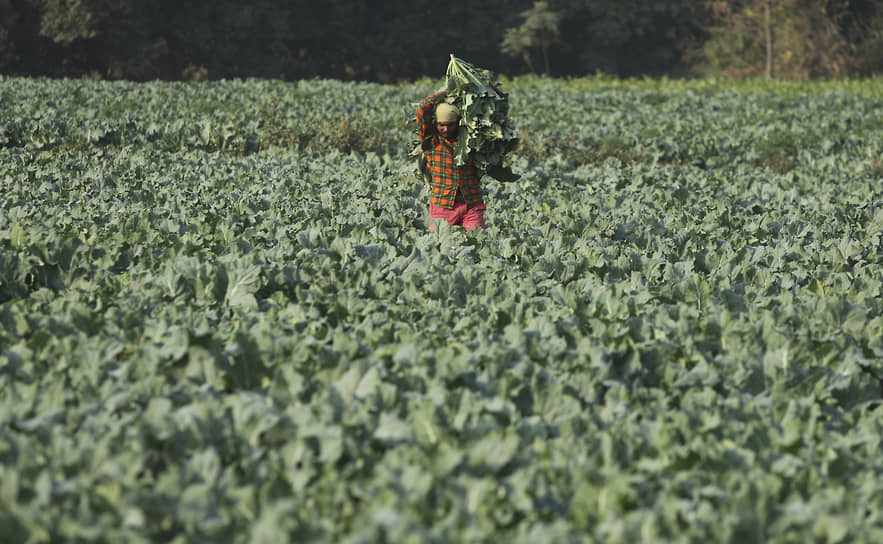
{"left": 1, "top": 0, "right": 881, "bottom": 81}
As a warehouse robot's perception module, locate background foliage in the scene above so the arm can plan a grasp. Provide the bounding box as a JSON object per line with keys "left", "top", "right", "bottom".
{"left": 701, "top": 0, "right": 882, "bottom": 78}
{"left": 1, "top": 0, "right": 881, "bottom": 81}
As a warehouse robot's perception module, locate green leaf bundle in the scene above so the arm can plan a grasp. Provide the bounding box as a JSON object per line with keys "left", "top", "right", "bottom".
{"left": 444, "top": 55, "right": 519, "bottom": 174}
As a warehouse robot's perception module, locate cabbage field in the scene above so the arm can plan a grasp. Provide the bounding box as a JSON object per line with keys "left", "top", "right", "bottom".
{"left": 1, "top": 75, "right": 883, "bottom": 542}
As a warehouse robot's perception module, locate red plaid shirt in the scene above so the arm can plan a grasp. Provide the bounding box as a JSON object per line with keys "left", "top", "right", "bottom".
{"left": 416, "top": 92, "right": 484, "bottom": 209}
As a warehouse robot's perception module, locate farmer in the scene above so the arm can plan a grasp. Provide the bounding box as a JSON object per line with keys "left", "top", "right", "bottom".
{"left": 416, "top": 91, "right": 485, "bottom": 230}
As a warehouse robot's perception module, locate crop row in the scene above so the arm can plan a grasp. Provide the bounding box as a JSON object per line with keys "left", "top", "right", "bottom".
{"left": 2, "top": 77, "right": 883, "bottom": 175}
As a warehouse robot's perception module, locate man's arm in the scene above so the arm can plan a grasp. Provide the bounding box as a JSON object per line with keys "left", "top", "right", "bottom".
{"left": 416, "top": 92, "right": 447, "bottom": 144}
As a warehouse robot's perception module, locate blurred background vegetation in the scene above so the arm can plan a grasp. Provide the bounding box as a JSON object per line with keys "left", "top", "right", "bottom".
{"left": 1, "top": 0, "right": 881, "bottom": 81}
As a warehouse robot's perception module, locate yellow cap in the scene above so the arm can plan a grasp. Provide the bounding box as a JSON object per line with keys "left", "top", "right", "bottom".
{"left": 435, "top": 103, "right": 460, "bottom": 123}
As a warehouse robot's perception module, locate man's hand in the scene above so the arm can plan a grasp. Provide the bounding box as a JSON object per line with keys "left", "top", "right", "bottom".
{"left": 486, "top": 164, "right": 520, "bottom": 182}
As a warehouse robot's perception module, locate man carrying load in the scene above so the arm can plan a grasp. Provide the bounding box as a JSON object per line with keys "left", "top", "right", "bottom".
{"left": 412, "top": 55, "right": 519, "bottom": 231}
{"left": 416, "top": 92, "right": 486, "bottom": 231}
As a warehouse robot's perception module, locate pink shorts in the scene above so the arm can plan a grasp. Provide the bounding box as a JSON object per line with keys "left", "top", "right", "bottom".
{"left": 429, "top": 202, "right": 486, "bottom": 231}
